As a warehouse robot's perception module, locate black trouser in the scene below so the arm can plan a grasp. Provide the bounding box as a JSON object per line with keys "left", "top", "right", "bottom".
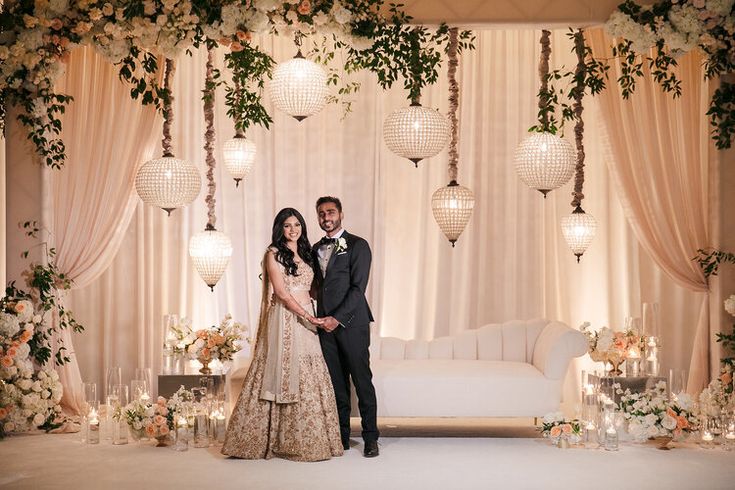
{"left": 319, "top": 323, "right": 379, "bottom": 444}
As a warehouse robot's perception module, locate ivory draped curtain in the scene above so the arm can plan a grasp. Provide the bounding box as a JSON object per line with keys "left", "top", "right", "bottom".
{"left": 587, "top": 29, "right": 715, "bottom": 393}
{"left": 53, "top": 29, "right": 706, "bottom": 406}
{"left": 49, "top": 46, "right": 160, "bottom": 413}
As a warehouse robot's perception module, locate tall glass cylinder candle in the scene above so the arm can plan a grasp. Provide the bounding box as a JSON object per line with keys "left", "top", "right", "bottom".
{"left": 87, "top": 402, "right": 100, "bottom": 445}
{"left": 174, "top": 415, "right": 189, "bottom": 452}
{"left": 193, "top": 411, "right": 209, "bottom": 448}
{"left": 602, "top": 402, "right": 618, "bottom": 451}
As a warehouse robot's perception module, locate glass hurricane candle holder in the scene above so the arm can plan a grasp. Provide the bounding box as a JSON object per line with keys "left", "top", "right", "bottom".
{"left": 209, "top": 401, "right": 227, "bottom": 444}
{"left": 87, "top": 402, "right": 100, "bottom": 445}
{"left": 602, "top": 402, "right": 618, "bottom": 451}
{"left": 724, "top": 416, "right": 735, "bottom": 451}
{"left": 174, "top": 415, "right": 189, "bottom": 452}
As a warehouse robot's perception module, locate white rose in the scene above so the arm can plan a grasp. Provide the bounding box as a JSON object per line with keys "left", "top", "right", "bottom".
{"left": 285, "top": 10, "right": 298, "bottom": 23}
{"left": 4, "top": 422, "right": 15, "bottom": 432}
{"left": 33, "top": 413, "right": 46, "bottom": 426}
{"left": 133, "top": 420, "right": 143, "bottom": 430}
{"left": 646, "top": 424, "right": 660, "bottom": 437}
{"left": 724, "top": 294, "right": 735, "bottom": 317}
{"left": 31, "top": 381, "right": 42, "bottom": 392}
{"left": 248, "top": 11, "right": 270, "bottom": 33}
{"left": 145, "top": 407, "right": 155, "bottom": 417}
{"left": 17, "top": 379, "right": 33, "bottom": 391}
{"left": 255, "top": 0, "right": 280, "bottom": 11}
{"left": 661, "top": 413, "right": 677, "bottom": 431}
{"left": 332, "top": 7, "right": 352, "bottom": 25}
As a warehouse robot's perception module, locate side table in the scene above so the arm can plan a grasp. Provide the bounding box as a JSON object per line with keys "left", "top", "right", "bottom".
{"left": 157, "top": 369, "right": 229, "bottom": 400}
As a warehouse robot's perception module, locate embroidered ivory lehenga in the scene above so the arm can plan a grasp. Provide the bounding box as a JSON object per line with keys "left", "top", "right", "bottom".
{"left": 221, "top": 252, "right": 343, "bottom": 462}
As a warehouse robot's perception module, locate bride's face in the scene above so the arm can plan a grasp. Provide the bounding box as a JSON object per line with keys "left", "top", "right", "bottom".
{"left": 282, "top": 216, "right": 302, "bottom": 244}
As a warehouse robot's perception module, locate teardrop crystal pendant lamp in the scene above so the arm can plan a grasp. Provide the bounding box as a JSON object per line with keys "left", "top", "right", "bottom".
{"left": 189, "top": 225, "right": 233, "bottom": 291}
{"left": 135, "top": 154, "right": 202, "bottom": 216}
{"left": 561, "top": 205, "right": 597, "bottom": 262}
{"left": 514, "top": 131, "right": 575, "bottom": 196}
{"left": 432, "top": 181, "right": 475, "bottom": 247}
{"left": 222, "top": 135, "right": 256, "bottom": 187}
{"left": 269, "top": 51, "right": 328, "bottom": 121}
{"left": 383, "top": 102, "right": 451, "bottom": 167}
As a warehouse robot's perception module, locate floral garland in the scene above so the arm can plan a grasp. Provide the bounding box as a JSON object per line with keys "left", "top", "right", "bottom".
{"left": 0, "top": 0, "right": 467, "bottom": 168}
{"left": 605, "top": 0, "right": 735, "bottom": 149}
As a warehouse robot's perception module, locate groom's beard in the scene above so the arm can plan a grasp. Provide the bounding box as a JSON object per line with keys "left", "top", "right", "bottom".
{"left": 320, "top": 219, "right": 341, "bottom": 233}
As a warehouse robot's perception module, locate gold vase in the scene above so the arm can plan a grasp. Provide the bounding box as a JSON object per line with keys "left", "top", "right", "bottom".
{"left": 155, "top": 435, "right": 168, "bottom": 447}
{"left": 650, "top": 436, "right": 673, "bottom": 450}
{"left": 198, "top": 356, "right": 212, "bottom": 375}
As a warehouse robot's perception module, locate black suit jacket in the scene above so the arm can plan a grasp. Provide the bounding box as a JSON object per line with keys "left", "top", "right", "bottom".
{"left": 312, "top": 231, "right": 374, "bottom": 327}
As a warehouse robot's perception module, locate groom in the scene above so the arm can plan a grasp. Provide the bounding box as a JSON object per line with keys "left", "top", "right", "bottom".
{"left": 312, "top": 196, "right": 379, "bottom": 458}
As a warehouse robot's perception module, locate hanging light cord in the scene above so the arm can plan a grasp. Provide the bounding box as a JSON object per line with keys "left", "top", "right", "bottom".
{"left": 570, "top": 29, "right": 586, "bottom": 210}
{"left": 538, "top": 30, "right": 551, "bottom": 132}
{"left": 204, "top": 48, "right": 217, "bottom": 230}
{"left": 447, "top": 27, "right": 460, "bottom": 185}
{"left": 161, "top": 58, "right": 175, "bottom": 158}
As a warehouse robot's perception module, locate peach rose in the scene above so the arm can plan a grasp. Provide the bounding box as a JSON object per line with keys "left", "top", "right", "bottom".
{"left": 14, "top": 302, "right": 27, "bottom": 315}
{"left": 197, "top": 330, "right": 208, "bottom": 339}
{"left": 50, "top": 18, "right": 63, "bottom": 31}
{"left": 159, "top": 425, "right": 170, "bottom": 435}
{"left": 0, "top": 407, "right": 7, "bottom": 420}
{"left": 20, "top": 330, "right": 32, "bottom": 342}
{"left": 154, "top": 415, "right": 166, "bottom": 426}
{"left": 230, "top": 42, "right": 244, "bottom": 52}
{"left": 560, "top": 423, "right": 572, "bottom": 434}
{"left": 160, "top": 407, "right": 168, "bottom": 416}
{"left": 6, "top": 347, "right": 17, "bottom": 358}
{"left": 676, "top": 415, "right": 689, "bottom": 430}
{"left": 145, "top": 424, "right": 156, "bottom": 436}
{"left": 720, "top": 372, "right": 732, "bottom": 385}
{"left": 1, "top": 357, "right": 13, "bottom": 368}
{"left": 297, "top": 0, "right": 311, "bottom": 15}
{"left": 549, "top": 426, "right": 562, "bottom": 438}
{"left": 202, "top": 348, "right": 211, "bottom": 357}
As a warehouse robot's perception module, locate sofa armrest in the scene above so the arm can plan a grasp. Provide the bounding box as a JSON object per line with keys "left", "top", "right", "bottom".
{"left": 532, "top": 321, "right": 588, "bottom": 379}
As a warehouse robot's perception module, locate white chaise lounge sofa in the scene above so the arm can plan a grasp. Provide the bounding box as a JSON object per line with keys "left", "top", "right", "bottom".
{"left": 365, "top": 319, "right": 588, "bottom": 417}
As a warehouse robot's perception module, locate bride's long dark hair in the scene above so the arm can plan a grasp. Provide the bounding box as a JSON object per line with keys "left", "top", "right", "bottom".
{"left": 270, "top": 208, "right": 314, "bottom": 276}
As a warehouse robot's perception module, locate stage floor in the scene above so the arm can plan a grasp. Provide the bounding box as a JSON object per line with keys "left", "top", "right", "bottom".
{"left": 1, "top": 419, "right": 734, "bottom": 489}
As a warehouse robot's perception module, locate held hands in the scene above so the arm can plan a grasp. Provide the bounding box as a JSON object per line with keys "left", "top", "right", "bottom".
{"left": 319, "top": 316, "right": 340, "bottom": 332}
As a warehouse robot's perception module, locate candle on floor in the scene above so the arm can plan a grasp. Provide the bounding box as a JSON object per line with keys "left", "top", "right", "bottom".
{"left": 702, "top": 431, "right": 714, "bottom": 442}
{"left": 88, "top": 408, "right": 100, "bottom": 445}
{"left": 174, "top": 415, "right": 189, "bottom": 451}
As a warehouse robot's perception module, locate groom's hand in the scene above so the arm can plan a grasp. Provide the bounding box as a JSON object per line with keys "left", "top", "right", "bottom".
{"left": 321, "top": 316, "right": 340, "bottom": 332}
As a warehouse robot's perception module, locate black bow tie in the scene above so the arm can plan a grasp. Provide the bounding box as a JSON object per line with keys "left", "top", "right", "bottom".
{"left": 319, "top": 237, "right": 336, "bottom": 247}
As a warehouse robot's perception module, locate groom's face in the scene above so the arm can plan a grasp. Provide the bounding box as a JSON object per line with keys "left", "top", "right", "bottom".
{"left": 317, "top": 202, "right": 343, "bottom": 235}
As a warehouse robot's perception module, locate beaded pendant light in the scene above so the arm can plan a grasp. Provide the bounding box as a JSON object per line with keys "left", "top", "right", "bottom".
{"left": 135, "top": 59, "right": 201, "bottom": 215}
{"left": 514, "top": 30, "right": 575, "bottom": 197}
{"left": 560, "top": 30, "right": 597, "bottom": 262}
{"left": 432, "top": 28, "right": 475, "bottom": 246}
{"left": 189, "top": 49, "right": 232, "bottom": 290}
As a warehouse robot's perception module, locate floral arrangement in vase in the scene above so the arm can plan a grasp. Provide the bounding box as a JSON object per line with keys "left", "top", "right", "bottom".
{"left": 698, "top": 376, "right": 733, "bottom": 417}
{"left": 580, "top": 322, "right": 640, "bottom": 375}
{"left": 181, "top": 314, "right": 248, "bottom": 374}
{"left": 124, "top": 396, "right": 174, "bottom": 445}
{"left": 616, "top": 381, "right": 698, "bottom": 444}
{"left": 539, "top": 412, "right": 582, "bottom": 448}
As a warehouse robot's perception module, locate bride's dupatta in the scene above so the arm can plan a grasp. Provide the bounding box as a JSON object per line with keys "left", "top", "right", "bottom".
{"left": 257, "top": 250, "right": 300, "bottom": 404}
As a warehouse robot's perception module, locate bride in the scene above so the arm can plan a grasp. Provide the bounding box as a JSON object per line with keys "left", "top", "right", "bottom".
{"left": 221, "top": 208, "right": 343, "bottom": 462}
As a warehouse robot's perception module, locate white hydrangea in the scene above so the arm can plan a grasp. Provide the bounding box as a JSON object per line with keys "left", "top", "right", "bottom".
{"left": 255, "top": 0, "right": 280, "bottom": 12}
{"left": 0, "top": 313, "right": 21, "bottom": 337}
{"left": 248, "top": 11, "right": 270, "bottom": 33}
{"left": 724, "top": 294, "right": 735, "bottom": 317}
{"left": 706, "top": 0, "right": 735, "bottom": 17}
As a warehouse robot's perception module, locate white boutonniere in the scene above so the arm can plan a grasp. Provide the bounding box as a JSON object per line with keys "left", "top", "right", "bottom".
{"left": 335, "top": 237, "right": 348, "bottom": 254}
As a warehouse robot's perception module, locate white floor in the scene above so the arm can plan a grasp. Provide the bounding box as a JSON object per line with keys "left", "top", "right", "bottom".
{"left": 1, "top": 419, "right": 734, "bottom": 490}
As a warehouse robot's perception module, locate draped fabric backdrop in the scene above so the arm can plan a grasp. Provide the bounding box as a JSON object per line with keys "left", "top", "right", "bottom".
{"left": 48, "top": 46, "right": 160, "bottom": 413}
{"left": 58, "top": 29, "right": 705, "bottom": 406}
{"left": 588, "top": 30, "right": 715, "bottom": 393}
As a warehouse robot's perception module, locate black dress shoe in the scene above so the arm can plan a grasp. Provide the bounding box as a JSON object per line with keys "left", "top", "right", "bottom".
{"left": 343, "top": 441, "right": 350, "bottom": 450}
{"left": 363, "top": 440, "right": 379, "bottom": 458}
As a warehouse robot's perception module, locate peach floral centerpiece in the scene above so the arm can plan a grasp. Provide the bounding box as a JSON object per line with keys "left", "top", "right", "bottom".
{"left": 539, "top": 412, "right": 582, "bottom": 448}
{"left": 580, "top": 322, "right": 640, "bottom": 375}
{"left": 124, "top": 396, "right": 173, "bottom": 446}
{"left": 181, "top": 314, "right": 248, "bottom": 374}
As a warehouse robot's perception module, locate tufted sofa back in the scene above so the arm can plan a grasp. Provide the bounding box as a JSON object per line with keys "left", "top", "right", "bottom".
{"left": 370, "top": 319, "right": 550, "bottom": 363}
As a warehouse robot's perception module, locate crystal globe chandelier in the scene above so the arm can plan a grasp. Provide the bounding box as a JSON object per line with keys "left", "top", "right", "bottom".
{"left": 222, "top": 133, "right": 256, "bottom": 187}
{"left": 189, "top": 49, "right": 232, "bottom": 289}
{"left": 269, "top": 34, "right": 328, "bottom": 122}
{"left": 514, "top": 30, "right": 575, "bottom": 197}
{"left": 135, "top": 59, "right": 201, "bottom": 215}
{"left": 383, "top": 103, "right": 451, "bottom": 167}
{"left": 561, "top": 29, "right": 597, "bottom": 262}
{"left": 431, "top": 28, "right": 474, "bottom": 246}
{"left": 514, "top": 131, "right": 575, "bottom": 196}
